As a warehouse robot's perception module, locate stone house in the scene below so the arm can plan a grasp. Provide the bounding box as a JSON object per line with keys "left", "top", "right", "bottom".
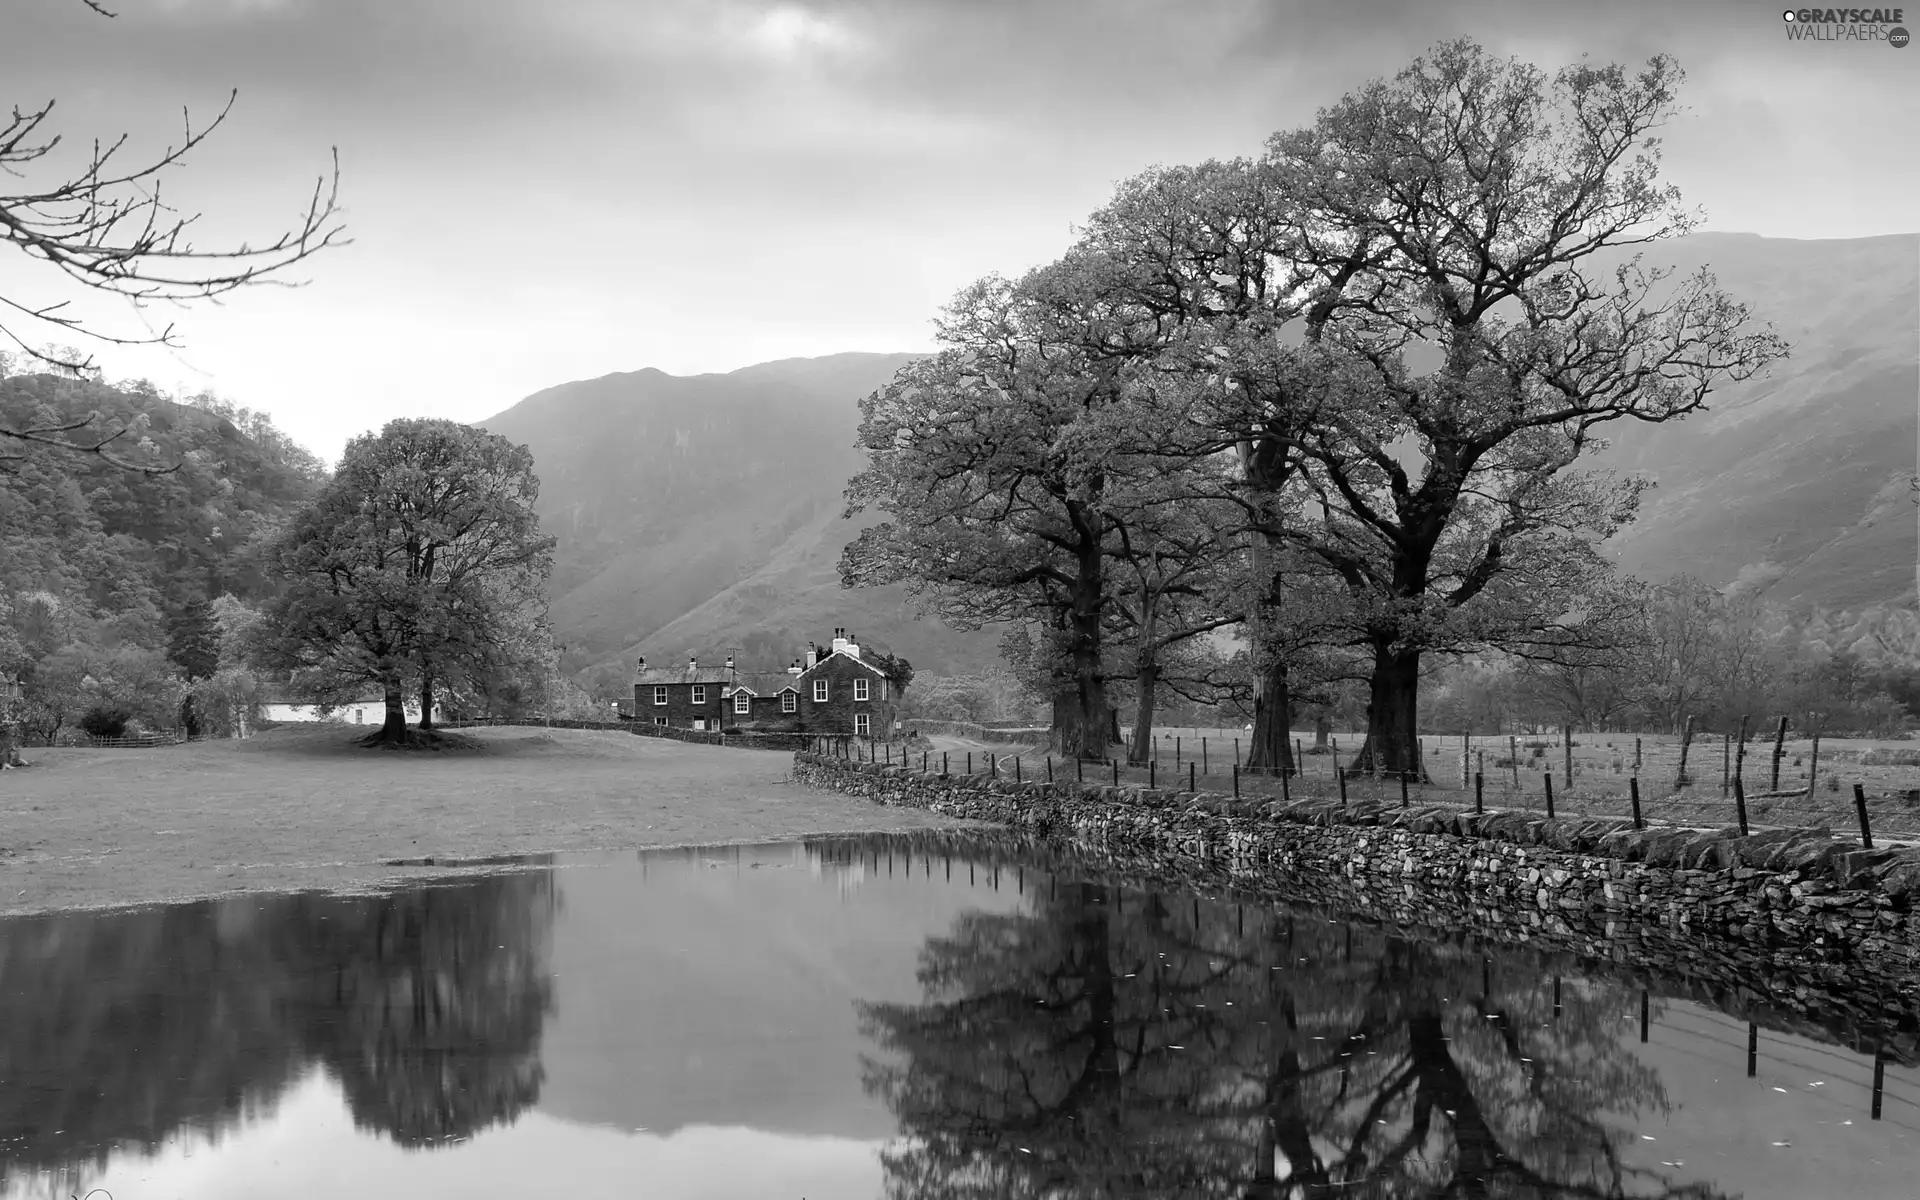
{"left": 633, "top": 629, "right": 905, "bottom": 739}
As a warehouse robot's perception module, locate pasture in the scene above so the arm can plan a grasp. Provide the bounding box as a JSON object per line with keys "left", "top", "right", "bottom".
{"left": 915, "top": 725, "right": 1920, "bottom": 843}
{"left": 0, "top": 725, "right": 973, "bottom": 916}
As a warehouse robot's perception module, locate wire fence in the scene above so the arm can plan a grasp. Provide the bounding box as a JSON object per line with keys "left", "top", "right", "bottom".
{"left": 841, "top": 732, "right": 1920, "bottom": 846}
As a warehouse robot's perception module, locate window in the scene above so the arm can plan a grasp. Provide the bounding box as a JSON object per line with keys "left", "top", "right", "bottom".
{"left": 854, "top": 678, "right": 869, "bottom": 701}
{"left": 692, "top": 685, "right": 706, "bottom": 705}
{"left": 654, "top": 717, "right": 667, "bottom": 727}
{"left": 881, "top": 678, "right": 889, "bottom": 701}
{"left": 854, "top": 713, "right": 870, "bottom": 736}
{"left": 652, "top": 686, "right": 667, "bottom": 706}
{"left": 781, "top": 691, "right": 797, "bottom": 713}
{"left": 813, "top": 679, "right": 829, "bottom": 703}
{"left": 734, "top": 692, "right": 751, "bottom": 714}
{"left": 693, "top": 718, "right": 707, "bottom": 731}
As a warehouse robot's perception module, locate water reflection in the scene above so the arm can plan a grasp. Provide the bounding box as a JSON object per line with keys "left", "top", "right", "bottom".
{"left": 0, "top": 836, "right": 1913, "bottom": 1199}
{"left": 0, "top": 871, "right": 554, "bottom": 1192}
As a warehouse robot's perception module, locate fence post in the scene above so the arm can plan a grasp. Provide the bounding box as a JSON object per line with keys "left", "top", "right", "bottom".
{"left": 1176, "top": 736, "right": 1182, "bottom": 766}
{"left": 1202, "top": 738, "right": 1208, "bottom": 774}
{"left": 1149, "top": 759, "right": 1157, "bottom": 788}
{"left": 1806, "top": 731, "right": 1821, "bottom": 796}
{"left": 1722, "top": 732, "right": 1731, "bottom": 794}
{"left": 967, "top": 752, "right": 973, "bottom": 775}
{"left": 1046, "top": 756, "right": 1052, "bottom": 783}
{"left": 1189, "top": 761, "right": 1196, "bottom": 793}
{"left": 1634, "top": 736, "right": 1642, "bottom": 774}
{"left": 1234, "top": 737, "right": 1240, "bottom": 767}
{"left": 1854, "top": 783, "right": 1874, "bottom": 848}
{"left": 1112, "top": 759, "right": 1119, "bottom": 788}
{"left": 990, "top": 753, "right": 997, "bottom": 779}
{"left": 1015, "top": 757, "right": 1022, "bottom": 783}
{"left": 1233, "top": 763, "right": 1240, "bottom": 799}
{"left": 1399, "top": 769, "right": 1409, "bottom": 809}
{"left": 1337, "top": 766, "right": 1347, "bottom": 804}
{"left": 1462, "top": 732, "right": 1471, "bottom": 788}
{"left": 1077, "top": 756, "right": 1083, "bottom": 783}
{"left": 1629, "top": 777, "right": 1643, "bottom": 830}
{"left": 1770, "top": 715, "right": 1789, "bottom": 791}
{"left": 1562, "top": 724, "right": 1573, "bottom": 790}
{"left": 1543, "top": 772, "right": 1555, "bottom": 819}
{"left": 1474, "top": 771, "right": 1484, "bottom": 814}
{"left": 1733, "top": 714, "right": 1750, "bottom": 783}
{"left": 1873, "top": 1048, "right": 1887, "bottom": 1120}
{"left": 1509, "top": 735, "right": 1520, "bottom": 789}
{"left": 922, "top": 751, "right": 928, "bottom": 773}
{"left": 1280, "top": 763, "right": 1290, "bottom": 803}
{"left": 1733, "top": 777, "right": 1749, "bottom": 836}
{"left": 1675, "top": 716, "right": 1695, "bottom": 788}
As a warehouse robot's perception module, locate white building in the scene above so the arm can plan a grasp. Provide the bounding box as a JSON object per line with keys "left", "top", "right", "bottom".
{"left": 260, "top": 695, "right": 433, "bottom": 725}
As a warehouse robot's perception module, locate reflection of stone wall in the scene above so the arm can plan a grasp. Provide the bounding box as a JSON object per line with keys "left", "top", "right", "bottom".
{"left": 793, "top": 753, "right": 1920, "bottom": 1021}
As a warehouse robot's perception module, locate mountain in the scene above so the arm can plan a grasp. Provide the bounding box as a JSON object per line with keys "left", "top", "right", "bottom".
{"left": 1591, "top": 232, "right": 1918, "bottom": 611}
{"left": 478, "top": 353, "right": 1003, "bottom": 684}
{"left": 484, "top": 234, "right": 1917, "bottom": 690}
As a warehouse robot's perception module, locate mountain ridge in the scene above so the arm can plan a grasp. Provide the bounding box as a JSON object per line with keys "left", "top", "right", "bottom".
{"left": 478, "top": 233, "right": 1918, "bottom": 691}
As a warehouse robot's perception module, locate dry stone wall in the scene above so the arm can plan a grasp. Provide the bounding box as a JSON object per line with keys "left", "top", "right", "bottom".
{"left": 793, "top": 751, "right": 1920, "bottom": 1021}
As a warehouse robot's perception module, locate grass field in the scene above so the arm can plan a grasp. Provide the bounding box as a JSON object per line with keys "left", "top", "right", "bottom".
{"left": 0, "top": 725, "right": 976, "bottom": 916}
{"left": 911, "top": 725, "right": 1920, "bottom": 844}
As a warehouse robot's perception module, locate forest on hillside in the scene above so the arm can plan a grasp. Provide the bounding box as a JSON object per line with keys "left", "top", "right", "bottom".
{"left": 0, "top": 365, "right": 326, "bottom": 743}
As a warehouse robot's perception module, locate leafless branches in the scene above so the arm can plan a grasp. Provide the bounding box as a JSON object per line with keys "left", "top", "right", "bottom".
{"left": 1, "top": 0, "right": 346, "bottom": 466}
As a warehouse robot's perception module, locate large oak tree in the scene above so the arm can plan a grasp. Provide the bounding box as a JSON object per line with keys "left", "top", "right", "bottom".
{"left": 256, "top": 419, "right": 553, "bottom": 745}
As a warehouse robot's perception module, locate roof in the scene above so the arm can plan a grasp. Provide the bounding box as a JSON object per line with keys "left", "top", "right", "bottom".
{"left": 634, "top": 666, "right": 735, "bottom": 686}
{"left": 725, "top": 671, "right": 805, "bottom": 697}
{"left": 797, "top": 648, "right": 893, "bottom": 681}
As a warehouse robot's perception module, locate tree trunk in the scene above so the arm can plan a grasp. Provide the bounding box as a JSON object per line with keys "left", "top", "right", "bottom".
{"left": 1245, "top": 655, "right": 1296, "bottom": 775}
{"left": 1128, "top": 659, "right": 1158, "bottom": 766}
{"left": 1051, "top": 520, "right": 1115, "bottom": 761}
{"left": 368, "top": 672, "right": 409, "bottom": 744}
{"left": 1313, "top": 712, "right": 1331, "bottom": 749}
{"left": 418, "top": 674, "right": 436, "bottom": 730}
{"left": 1352, "top": 643, "right": 1425, "bottom": 781}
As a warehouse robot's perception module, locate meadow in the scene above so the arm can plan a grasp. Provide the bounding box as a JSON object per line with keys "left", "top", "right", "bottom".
{"left": 0, "top": 725, "right": 973, "bottom": 916}
{"left": 914, "top": 725, "right": 1920, "bottom": 844}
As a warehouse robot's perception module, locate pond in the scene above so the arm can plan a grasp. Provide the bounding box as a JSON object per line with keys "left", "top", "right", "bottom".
{"left": 1, "top": 833, "right": 1915, "bottom": 1199}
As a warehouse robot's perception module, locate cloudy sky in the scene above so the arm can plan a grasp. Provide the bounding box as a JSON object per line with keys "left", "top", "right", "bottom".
{"left": 1, "top": 0, "right": 1913, "bottom": 460}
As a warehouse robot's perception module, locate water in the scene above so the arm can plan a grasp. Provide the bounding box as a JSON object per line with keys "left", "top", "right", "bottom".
{"left": 0, "top": 834, "right": 1914, "bottom": 1199}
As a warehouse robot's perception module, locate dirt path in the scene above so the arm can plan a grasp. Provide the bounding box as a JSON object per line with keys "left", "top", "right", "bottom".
{"left": 0, "top": 725, "right": 979, "bottom": 916}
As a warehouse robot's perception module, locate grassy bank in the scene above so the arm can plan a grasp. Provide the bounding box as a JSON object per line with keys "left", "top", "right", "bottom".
{"left": 0, "top": 725, "right": 973, "bottom": 916}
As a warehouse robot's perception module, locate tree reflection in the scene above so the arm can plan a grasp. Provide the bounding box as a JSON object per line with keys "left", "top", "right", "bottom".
{"left": 861, "top": 881, "right": 1729, "bottom": 1199}
{"left": 0, "top": 871, "right": 554, "bottom": 1188}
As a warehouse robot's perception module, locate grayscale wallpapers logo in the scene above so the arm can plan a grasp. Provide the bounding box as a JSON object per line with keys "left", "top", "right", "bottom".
{"left": 1782, "top": 7, "right": 1910, "bottom": 44}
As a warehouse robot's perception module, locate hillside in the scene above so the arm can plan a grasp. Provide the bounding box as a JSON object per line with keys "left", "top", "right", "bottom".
{"left": 484, "top": 233, "right": 1917, "bottom": 690}
{"left": 0, "top": 373, "right": 323, "bottom": 631}
{"left": 1591, "top": 232, "right": 1919, "bottom": 611}
{"left": 478, "top": 353, "right": 1004, "bottom": 682}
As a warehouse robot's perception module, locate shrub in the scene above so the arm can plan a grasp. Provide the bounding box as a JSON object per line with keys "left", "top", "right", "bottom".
{"left": 79, "top": 707, "right": 131, "bottom": 738}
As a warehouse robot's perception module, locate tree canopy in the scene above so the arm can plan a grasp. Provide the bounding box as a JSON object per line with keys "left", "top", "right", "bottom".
{"left": 255, "top": 419, "right": 555, "bottom": 745}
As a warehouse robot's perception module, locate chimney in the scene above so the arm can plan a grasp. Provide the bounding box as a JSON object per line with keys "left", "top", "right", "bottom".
{"left": 805, "top": 647, "right": 818, "bottom": 670}
{"left": 831, "top": 627, "right": 849, "bottom": 654}
{"left": 636, "top": 656, "right": 646, "bottom": 673}
{"left": 688, "top": 655, "right": 697, "bottom": 672}
{"left": 844, "top": 632, "right": 861, "bottom": 659}
{"left": 725, "top": 655, "right": 735, "bottom": 672}
{"left": 788, "top": 658, "right": 803, "bottom": 676}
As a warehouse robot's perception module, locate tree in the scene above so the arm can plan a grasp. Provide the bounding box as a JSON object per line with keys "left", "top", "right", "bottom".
{"left": 841, "top": 278, "right": 1142, "bottom": 760}
{"left": 1245, "top": 41, "right": 1782, "bottom": 775}
{"left": 0, "top": 0, "right": 344, "bottom": 469}
{"left": 165, "top": 597, "right": 220, "bottom": 680}
{"left": 256, "top": 420, "right": 554, "bottom": 746}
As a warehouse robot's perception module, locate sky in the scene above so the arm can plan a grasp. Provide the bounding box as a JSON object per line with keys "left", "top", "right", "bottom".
{"left": 0, "top": 0, "right": 1914, "bottom": 461}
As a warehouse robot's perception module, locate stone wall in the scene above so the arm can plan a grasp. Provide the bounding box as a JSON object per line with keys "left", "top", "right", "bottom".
{"left": 792, "top": 751, "right": 1920, "bottom": 1022}
{"left": 439, "top": 717, "right": 810, "bottom": 751}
